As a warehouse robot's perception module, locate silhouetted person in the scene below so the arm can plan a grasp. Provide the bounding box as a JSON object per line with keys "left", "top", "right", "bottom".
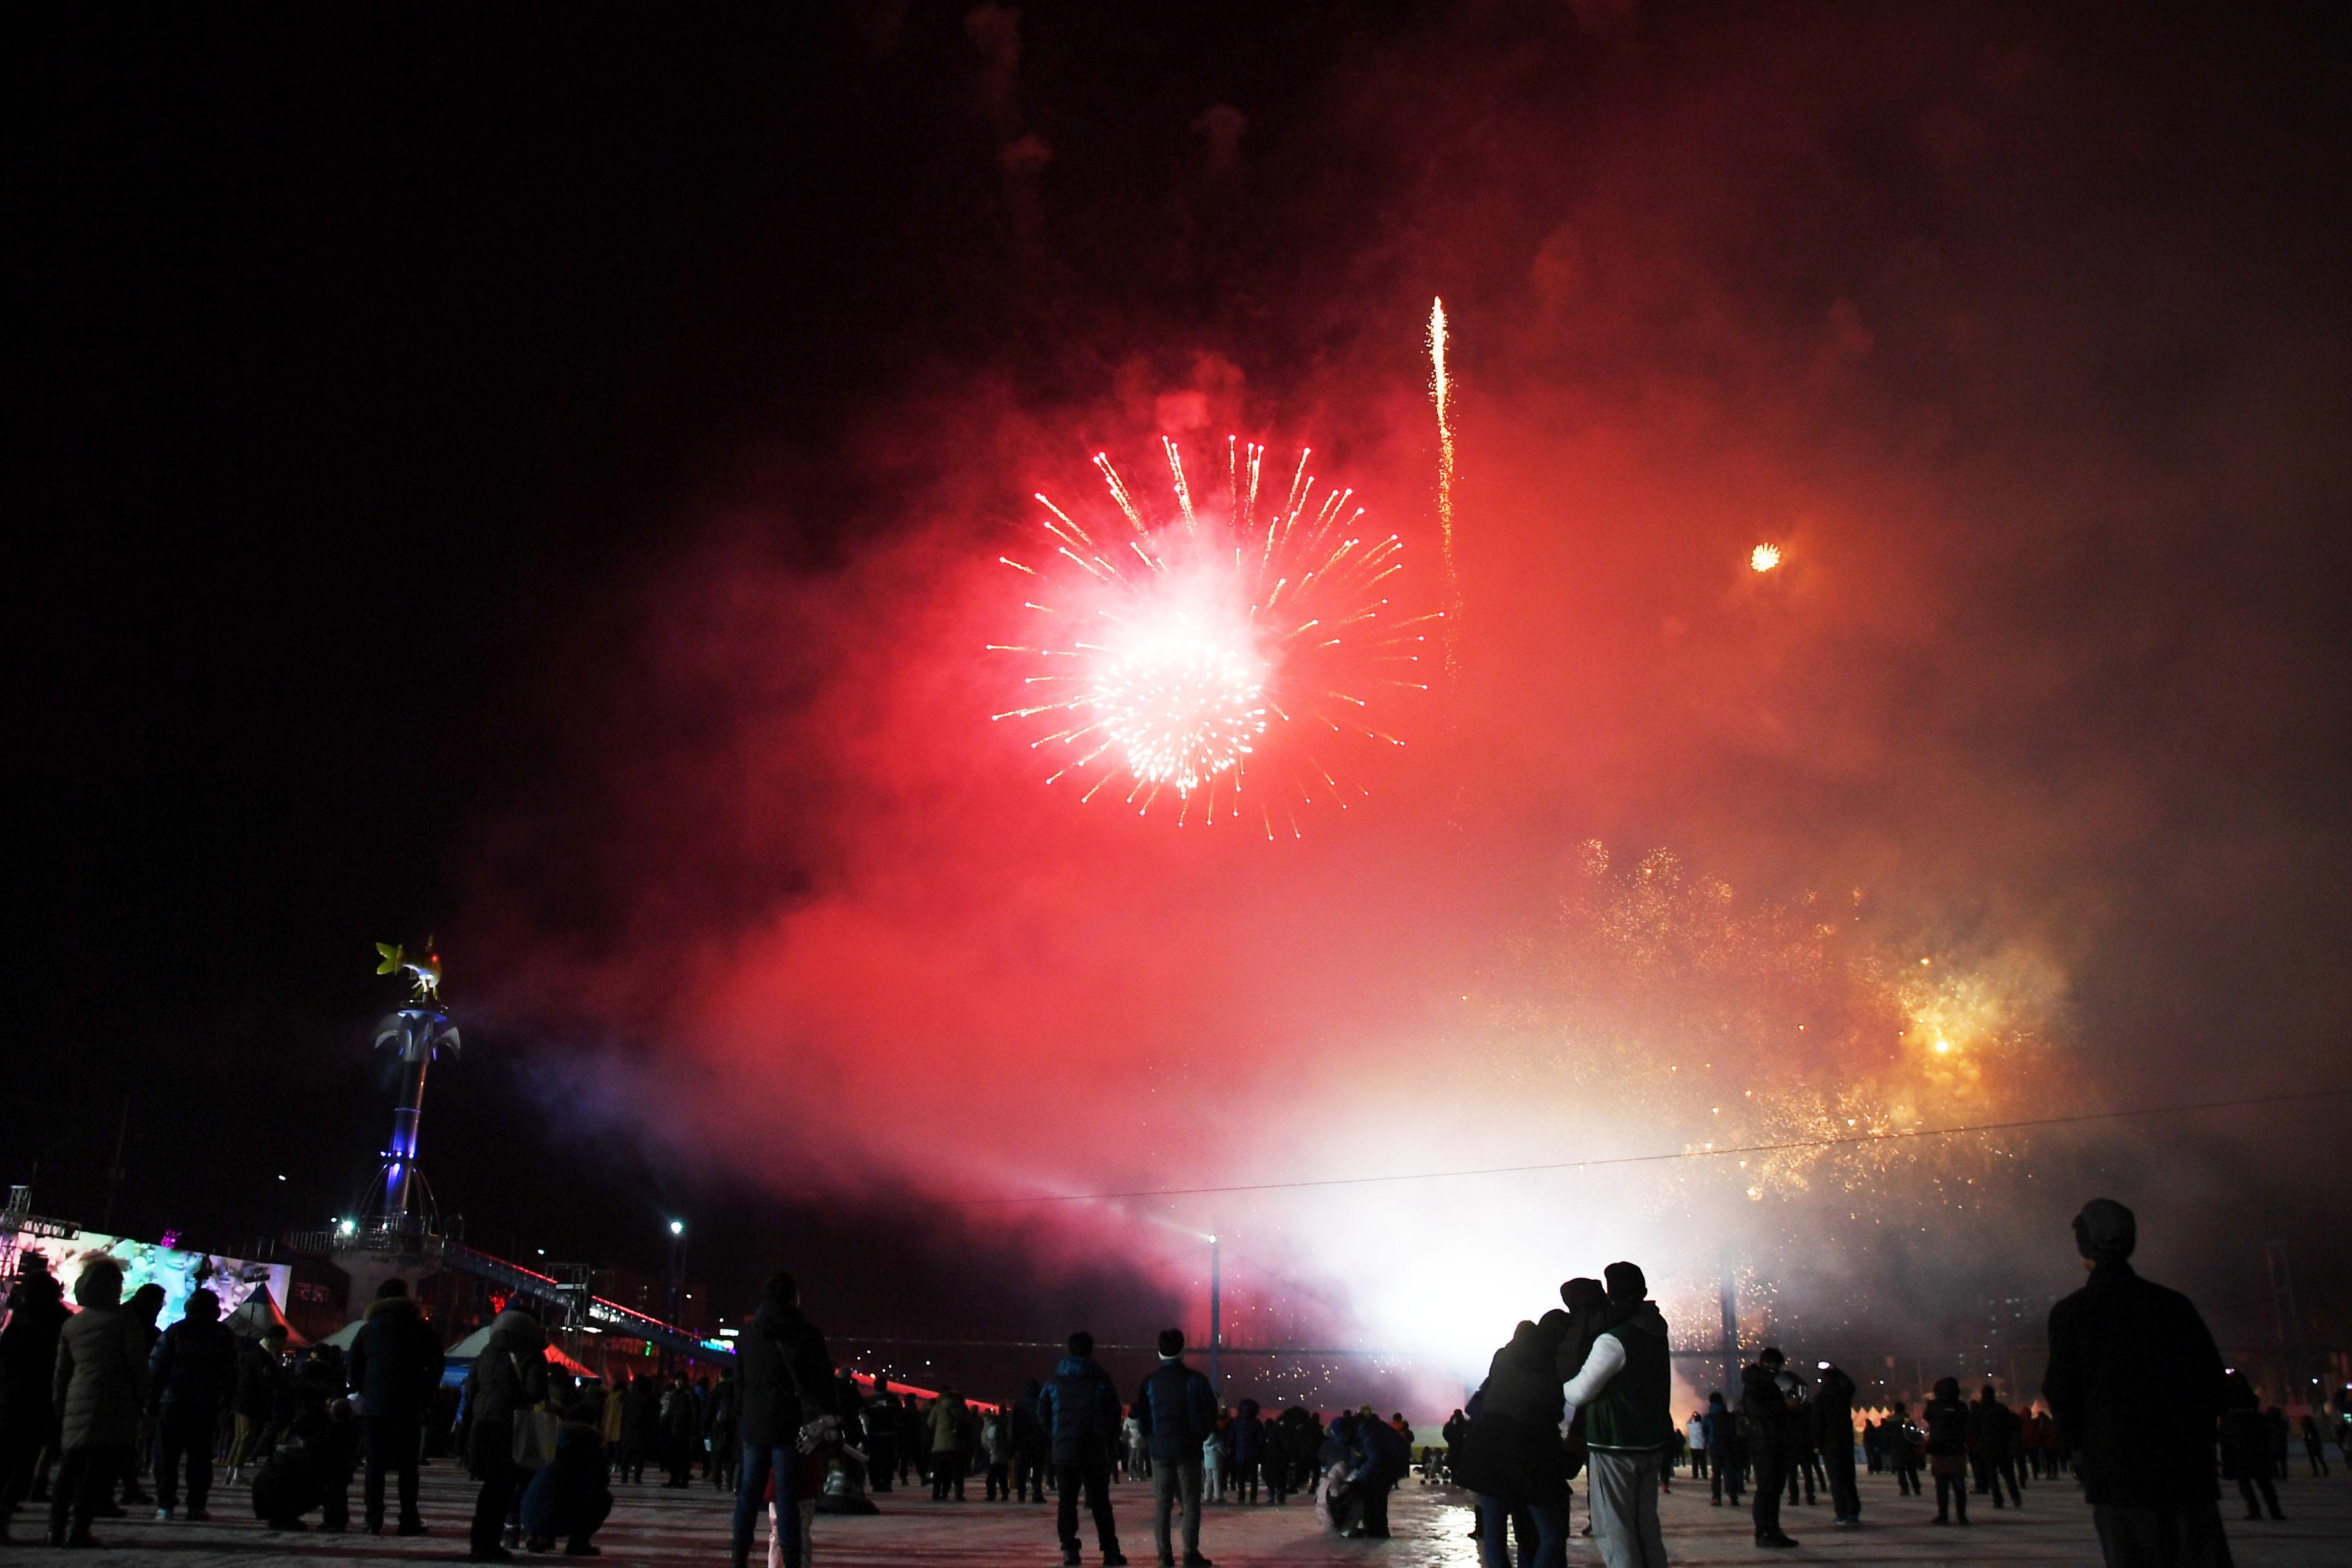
{"left": 731, "top": 1271, "right": 835, "bottom": 1568}
{"left": 48, "top": 1260, "right": 146, "bottom": 1549}
{"left": 1886, "top": 1402, "right": 1921, "bottom": 1496}
{"left": 1705, "top": 1391, "right": 1741, "bottom": 1507}
{"left": 2219, "top": 1373, "right": 2282, "bottom": 1522}
{"left": 863, "top": 1386, "right": 899, "bottom": 1493}
{"left": 0, "top": 1260, "right": 68, "bottom": 1544}
{"left": 1139, "top": 1328, "right": 1216, "bottom": 1567}
{"left": 1922, "top": 1377, "right": 1971, "bottom": 1525}
{"left": 463, "top": 1300, "right": 548, "bottom": 1562}
{"left": 1039, "top": 1331, "right": 1126, "bottom": 1567}
{"left": 1562, "top": 1261, "right": 1671, "bottom": 1568}
{"left": 348, "top": 1277, "right": 443, "bottom": 1535}
{"left": 2299, "top": 1413, "right": 2329, "bottom": 1478}
{"left": 149, "top": 1286, "right": 237, "bottom": 1521}
{"left": 1970, "top": 1385, "right": 2022, "bottom": 1507}
{"left": 2043, "top": 1198, "right": 2231, "bottom": 1568}
{"left": 1812, "top": 1363, "right": 1859, "bottom": 1525}
{"left": 1737, "top": 1347, "right": 1796, "bottom": 1548}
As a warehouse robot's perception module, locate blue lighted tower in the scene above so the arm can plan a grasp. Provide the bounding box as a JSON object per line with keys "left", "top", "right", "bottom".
{"left": 364, "top": 942, "right": 462, "bottom": 1238}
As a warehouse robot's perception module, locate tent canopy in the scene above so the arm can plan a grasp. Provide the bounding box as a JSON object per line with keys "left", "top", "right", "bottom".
{"left": 223, "top": 1284, "right": 301, "bottom": 1346}
{"left": 443, "top": 1325, "right": 593, "bottom": 1379}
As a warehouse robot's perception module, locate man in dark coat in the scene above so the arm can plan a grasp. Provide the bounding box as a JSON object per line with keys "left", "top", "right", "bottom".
{"left": 1812, "top": 1362, "right": 1861, "bottom": 1525}
{"left": 1738, "top": 1348, "right": 1798, "bottom": 1549}
{"left": 0, "top": 1261, "right": 69, "bottom": 1543}
{"left": 863, "top": 1386, "right": 899, "bottom": 1493}
{"left": 347, "top": 1278, "right": 444, "bottom": 1535}
{"left": 732, "top": 1271, "right": 836, "bottom": 1568}
{"left": 1137, "top": 1328, "right": 1216, "bottom": 1568}
{"left": 462, "top": 1302, "right": 550, "bottom": 1560}
{"left": 148, "top": 1287, "right": 237, "bottom": 1520}
{"left": 1012, "top": 1378, "right": 1049, "bottom": 1504}
{"left": 1038, "top": 1330, "right": 1126, "bottom": 1567}
{"left": 2043, "top": 1198, "right": 2231, "bottom": 1568}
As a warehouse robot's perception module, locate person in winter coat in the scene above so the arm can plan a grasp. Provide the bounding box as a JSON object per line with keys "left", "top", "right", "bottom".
{"left": 982, "top": 1407, "right": 1013, "bottom": 1500}
{"left": 518, "top": 1398, "right": 613, "bottom": 1554}
{"left": 661, "top": 1376, "right": 698, "bottom": 1488}
{"left": 928, "top": 1390, "right": 971, "bottom": 1500}
{"left": 1811, "top": 1363, "right": 1860, "bottom": 1525}
{"left": 228, "top": 1330, "right": 284, "bottom": 1481}
{"left": 148, "top": 1286, "right": 237, "bottom": 1520}
{"left": 1037, "top": 1330, "right": 1127, "bottom": 1567}
{"left": 348, "top": 1277, "right": 444, "bottom": 1535}
{"left": 2042, "top": 1199, "right": 2231, "bottom": 1568}
{"left": 1202, "top": 1416, "right": 1229, "bottom": 1504}
{"left": 2219, "top": 1373, "right": 2283, "bottom": 1522}
{"left": 1011, "top": 1379, "right": 1048, "bottom": 1503}
{"left": 1121, "top": 1407, "right": 1148, "bottom": 1481}
{"left": 1560, "top": 1262, "right": 1671, "bottom": 1568}
{"left": 2300, "top": 1413, "right": 2330, "bottom": 1478}
{"left": 46, "top": 1259, "right": 148, "bottom": 1548}
{"left": 1458, "top": 1315, "right": 1573, "bottom": 1568}
{"left": 1885, "top": 1402, "right": 1922, "bottom": 1494}
{"left": 1348, "top": 1412, "right": 1410, "bottom": 1540}
{"left": 0, "top": 1261, "right": 69, "bottom": 1544}
{"left": 620, "top": 1372, "right": 660, "bottom": 1485}
{"left": 1137, "top": 1327, "right": 1217, "bottom": 1567}
{"left": 1703, "top": 1391, "right": 1741, "bottom": 1507}
{"left": 863, "top": 1386, "right": 900, "bottom": 1494}
{"left": 1738, "top": 1349, "right": 1798, "bottom": 1547}
{"left": 1921, "top": 1377, "right": 1972, "bottom": 1525}
{"left": 704, "top": 1369, "right": 740, "bottom": 1492}
{"left": 462, "top": 1301, "right": 551, "bottom": 1561}
{"left": 731, "top": 1271, "right": 837, "bottom": 1568}
{"left": 1230, "top": 1400, "right": 1264, "bottom": 1504}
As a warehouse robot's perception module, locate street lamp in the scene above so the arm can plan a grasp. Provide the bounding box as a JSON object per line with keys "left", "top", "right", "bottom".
{"left": 665, "top": 1220, "right": 688, "bottom": 1328}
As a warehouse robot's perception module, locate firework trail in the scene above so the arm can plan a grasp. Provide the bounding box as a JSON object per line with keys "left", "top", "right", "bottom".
{"left": 992, "top": 440, "right": 1430, "bottom": 837}
{"left": 1427, "top": 297, "right": 1460, "bottom": 678}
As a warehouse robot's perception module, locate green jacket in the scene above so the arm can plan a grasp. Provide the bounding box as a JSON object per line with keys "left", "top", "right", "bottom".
{"left": 1582, "top": 1303, "right": 1671, "bottom": 1452}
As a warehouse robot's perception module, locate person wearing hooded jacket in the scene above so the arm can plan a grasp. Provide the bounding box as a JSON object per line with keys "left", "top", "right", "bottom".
{"left": 48, "top": 1259, "right": 148, "bottom": 1549}
{"left": 1810, "top": 1362, "right": 1860, "bottom": 1525}
{"left": 462, "top": 1300, "right": 550, "bottom": 1561}
{"left": 1561, "top": 1262, "right": 1671, "bottom": 1568}
{"left": 2043, "top": 1198, "right": 2231, "bottom": 1568}
{"left": 732, "top": 1271, "right": 836, "bottom": 1568}
{"left": 148, "top": 1286, "right": 237, "bottom": 1521}
{"left": 0, "top": 1262, "right": 68, "bottom": 1543}
{"left": 348, "top": 1277, "right": 444, "bottom": 1535}
{"left": 1921, "top": 1377, "right": 1972, "bottom": 1525}
{"left": 1039, "top": 1330, "right": 1127, "bottom": 1567}
{"left": 1737, "top": 1349, "right": 1796, "bottom": 1548}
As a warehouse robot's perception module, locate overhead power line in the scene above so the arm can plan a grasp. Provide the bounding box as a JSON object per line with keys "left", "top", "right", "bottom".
{"left": 939, "top": 1086, "right": 2352, "bottom": 1208}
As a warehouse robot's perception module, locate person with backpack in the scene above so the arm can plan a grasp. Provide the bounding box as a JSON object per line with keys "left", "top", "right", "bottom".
{"left": 1138, "top": 1328, "right": 1217, "bottom": 1568}
{"left": 732, "top": 1271, "right": 836, "bottom": 1568}
{"left": 1038, "top": 1330, "right": 1127, "bottom": 1567}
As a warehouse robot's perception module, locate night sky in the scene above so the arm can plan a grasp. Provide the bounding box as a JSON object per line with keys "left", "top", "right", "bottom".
{"left": 15, "top": 3, "right": 2351, "bottom": 1399}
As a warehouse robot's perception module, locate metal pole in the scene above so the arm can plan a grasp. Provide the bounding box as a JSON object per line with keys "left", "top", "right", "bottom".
{"left": 1718, "top": 1248, "right": 1740, "bottom": 1397}
{"left": 1209, "top": 1234, "right": 1221, "bottom": 1392}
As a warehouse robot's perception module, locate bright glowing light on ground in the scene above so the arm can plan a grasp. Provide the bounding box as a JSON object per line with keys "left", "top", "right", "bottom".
{"left": 1750, "top": 542, "right": 1782, "bottom": 573}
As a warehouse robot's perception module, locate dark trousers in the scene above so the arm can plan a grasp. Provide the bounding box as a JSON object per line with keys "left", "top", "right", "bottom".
{"left": 0, "top": 1410, "right": 47, "bottom": 1524}
{"left": 1055, "top": 1458, "right": 1119, "bottom": 1556}
{"left": 1936, "top": 1470, "right": 1968, "bottom": 1521}
{"left": 734, "top": 1442, "right": 800, "bottom": 1568}
{"left": 1787, "top": 1449, "right": 1817, "bottom": 1504}
{"left": 986, "top": 1460, "right": 1009, "bottom": 1500}
{"left": 2236, "top": 1474, "right": 2282, "bottom": 1519}
{"left": 363, "top": 1415, "right": 422, "bottom": 1529}
{"left": 50, "top": 1446, "right": 126, "bottom": 1545}
{"left": 1709, "top": 1449, "right": 1742, "bottom": 1504}
{"left": 867, "top": 1438, "right": 894, "bottom": 1492}
{"left": 1690, "top": 1446, "right": 1709, "bottom": 1478}
{"left": 1014, "top": 1451, "right": 1047, "bottom": 1502}
{"left": 931, "top": 1451, "right": 965, "bottom": 1499}
{"left": 1749, "top": 1446, "right": 1787, "bottom": 1541}
{"left": 471, "top": 1452, "right": 524, "bottom": 1554}
{"left": 1894, "top": 1462, "right": 1920, "bottom": 1495}
{"left": 1990, "top": 1451, "right": 2023, "bottom": 1505}
{"left": 154, "top": 1401, "right": 218, "bottom": 1513}
{"left": 1823, "top": 1432, "right": 1860, "bottom": 1520}
{"left": 2307, "top": 1440, "right": 2329, "bottom": 1477}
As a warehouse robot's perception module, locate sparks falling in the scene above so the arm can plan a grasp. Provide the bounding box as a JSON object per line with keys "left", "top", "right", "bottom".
{"left": 992, "top": 439, "right": 1429, "bottom": 836}
{"left": 1427, "top": 298, "right": 1460, "bottom": 676}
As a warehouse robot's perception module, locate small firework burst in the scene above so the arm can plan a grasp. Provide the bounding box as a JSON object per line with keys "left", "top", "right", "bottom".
{"left": 1750, "top": 542, "right": 1783, "bottom": 573}
{"left": 992, "top": 439, "right": 1429, "bottom": 835}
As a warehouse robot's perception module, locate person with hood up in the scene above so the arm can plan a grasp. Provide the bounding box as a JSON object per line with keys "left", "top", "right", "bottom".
{"left": 47, "top": 1258, "right": 148, "bottom": 1549}
{"left": 1230, "top": 1399, "right": 1264, "bottom": 1504}
{"left": 228, "top": 1329, "right": 285, "bottom": 1482}
{"left": 1810, "top": 1362, "right": 1859, "bottom": 1525}
{"left": 1560, "top": 1262, "right": 1670, "bottom": 1568}
{"left": 518, "top": 1396, "right": 614, "bottom": 1555}
{"left": 1453, "top": 1317, "right": 1574, "bottom": 1568}
{"left": 1736, "top": 1349, "right": 1796, "bottom": 1547}
{"left": 1703, "top": 1391, "right": 1741, "bottom": 1507}
{"left": 1347, "top": 1407, "right": 1410, "bottom": 1539}
{"left": 1038, "top": 1330, "right": 1127, "bottom": 1567}
{"left": 2043, "top": 1198, "right": 2231, "bottom": 1568}
{"left": 1138, "top": 1328, "right": 1217, "bottom": 1567}
{"left": 732, "top": 1271, "right": 837, "bottom": 1568}
{"left": 1921, "top": 1377, "right": 1972, "bottom": 1525}
{"left": 2219, "top": 1372, "right": 2283, "bottom": 1522}
{"left": 148, "top": 1285, "right": 237, "bottom": 1521}
{"left": 462, "top": 1298, "right": 550, "bottom": 1561}
{"left": 348, "top": 1277, "right": 444, "bottom": 1535}
{"left": 0, "top": 1260, "right": 69, "bottom": 1543}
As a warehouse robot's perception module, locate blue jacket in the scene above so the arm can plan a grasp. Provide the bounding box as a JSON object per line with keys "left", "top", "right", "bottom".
{"left": 1232, "top": 1400, "right": 1263, "bottom": 1464}
{"left": 1039, "top": 1356, "right": 1121, "bottom": 1466}
{"left": 1137, "top": 1358, "right": 1215, "bottom": 1462}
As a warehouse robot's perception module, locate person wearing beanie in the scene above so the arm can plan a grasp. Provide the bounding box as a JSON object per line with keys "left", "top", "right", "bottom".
{"left": 1560, "top": 1261, "right": 1671, "bottom": 1568}
{"left": 2043, "top": 1199, "right": 2232, "bottom": 1567}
